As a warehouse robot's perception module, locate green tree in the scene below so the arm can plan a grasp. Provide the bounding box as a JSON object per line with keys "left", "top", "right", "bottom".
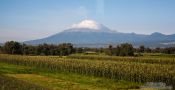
{"left": 76, "top": 48, "right": 84, "bottom": 53}
{"left": 0, "top": 46, "right": 2, "bottom": 53}
{"left": 4, "top": 41, "right": 22, "bottom": 54}
{"left": 22, "top": 45, "right": 37, "bottom": 55}
{"left": 58, "top": 43, "right": 74, "bottom": 56}
{"left": 139, "top": 45, "right": 145, "bottom": 53}
{"left": 145, "top": 47, "right": 151, "bottom": 53}
{"left": 105, "top": 43, "right": 134, "bottom": 56}
{"left": 119, "top": 43, "right": 134, "bottom": 56}
{"left": 115, "top": 45, "right": 121, "bottom": 56}
{"left": 106, "top": 45, "right": 113, "bottom": 56}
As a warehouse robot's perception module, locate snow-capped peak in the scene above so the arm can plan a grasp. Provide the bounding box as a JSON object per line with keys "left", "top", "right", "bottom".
{"left": 70, "top": 20, "right": 102, "bottom": 30}
{"left": 64, "top": 19, "right": 115, "bottom": 33}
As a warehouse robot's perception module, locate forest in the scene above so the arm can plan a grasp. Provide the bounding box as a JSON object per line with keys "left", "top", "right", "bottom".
{"left": 0, "top": 41, "right": 175, "bottom": 56}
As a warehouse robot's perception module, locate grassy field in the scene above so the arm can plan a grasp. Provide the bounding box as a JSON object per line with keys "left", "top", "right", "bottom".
{"left": 0, "top": 60, "right": 141, "bottom": 90}
{"left": 0, "top": 54, "right": 174, "bottom": 90}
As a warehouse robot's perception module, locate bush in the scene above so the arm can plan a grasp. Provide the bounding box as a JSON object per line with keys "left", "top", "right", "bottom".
{"left": 106, "top": 43, "right": 134, "bottom": 56}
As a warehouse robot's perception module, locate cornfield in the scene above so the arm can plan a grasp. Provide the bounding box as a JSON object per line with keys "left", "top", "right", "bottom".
{"left": 69, "top": 54, "right": 175, "bottom": 64}
{"left": 0, "top": 54, "right": 175, "bottom": 88}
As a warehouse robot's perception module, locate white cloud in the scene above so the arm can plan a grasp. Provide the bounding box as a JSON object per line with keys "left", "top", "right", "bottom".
{"left": 70, "top": 19, "right": 101, "bottom": 30}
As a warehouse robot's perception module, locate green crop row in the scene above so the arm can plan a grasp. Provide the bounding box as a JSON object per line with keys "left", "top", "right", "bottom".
{"left": 68, "top": 54, "right": 175, "bottom": 65}
{"left": 0, "top": 54, "right": 175, "bottom": 88}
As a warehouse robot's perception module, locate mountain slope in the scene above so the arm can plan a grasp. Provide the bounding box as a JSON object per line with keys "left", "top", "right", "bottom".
{"left": 25, "top": 20, "right": 175, "bottom": 47}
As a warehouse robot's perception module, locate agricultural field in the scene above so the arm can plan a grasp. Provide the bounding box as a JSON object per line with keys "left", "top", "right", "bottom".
{"left": 1, "top": 0, "right": 175, "bottom": 90}
{"left": 0, "top": 54, "right": 174, "bottom": 90}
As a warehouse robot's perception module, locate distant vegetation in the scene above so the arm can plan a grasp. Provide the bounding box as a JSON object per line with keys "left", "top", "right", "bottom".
{"left": 0, "top": 41, "right": 175, "bottom": 89}
{"left": 106, "top": 43, "right": 134, "bottom": 56}
{"left": 0, "top": 41, "right": 75, "bottom": 56}
{"left": 0, "top": 41, "right": 175, "bottom": 56}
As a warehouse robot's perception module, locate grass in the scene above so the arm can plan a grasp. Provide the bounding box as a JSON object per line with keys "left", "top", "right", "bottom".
{"left": 0, "top": 74, "right": 48, "bottom": 90}
{"left": 0, "top": 62, "right": 142, "bottom": 90}
{"left": 6, "top": 74, "right": 98, "bottom": 90}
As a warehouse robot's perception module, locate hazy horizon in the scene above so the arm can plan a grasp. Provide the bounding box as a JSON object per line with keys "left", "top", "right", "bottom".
{"left": 0, "top": 0, "right": 175, "bottom": 43}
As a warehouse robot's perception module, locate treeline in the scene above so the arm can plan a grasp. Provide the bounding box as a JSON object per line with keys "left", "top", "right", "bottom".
{"left": 135, "top": 45, "right": 175, "bottom": 54}
{"left": 106, "top": 44, "right": 175, "bottom": 56}
{"left": 106, "top": 43, "right": 134, "bottom": 56}
{"left": 0, "top": 41, "right": 175, "bottom": 56}
{"left": 76, "top": 44, "right": 175, "bottom": 56}
{"left": 0, "top": 41, "right": 75, "bottom": 56}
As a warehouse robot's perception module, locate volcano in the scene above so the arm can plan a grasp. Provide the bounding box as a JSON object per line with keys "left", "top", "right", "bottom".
{"left": 25, "top": 20, "right": 175, "bottom": 47}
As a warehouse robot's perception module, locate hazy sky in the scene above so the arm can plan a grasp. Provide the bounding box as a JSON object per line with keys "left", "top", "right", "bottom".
{"left": 0, "top": 0, "right": 175, "bottom": 42}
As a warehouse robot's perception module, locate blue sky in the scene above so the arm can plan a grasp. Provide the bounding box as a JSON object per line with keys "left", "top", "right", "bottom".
{"left": 0, "top": 0, "right": 175, "bottom": 42}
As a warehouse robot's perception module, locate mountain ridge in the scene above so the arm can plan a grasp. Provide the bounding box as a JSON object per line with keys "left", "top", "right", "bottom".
{"left": 25, "top": 20, "right": 175, "bottom": 47}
